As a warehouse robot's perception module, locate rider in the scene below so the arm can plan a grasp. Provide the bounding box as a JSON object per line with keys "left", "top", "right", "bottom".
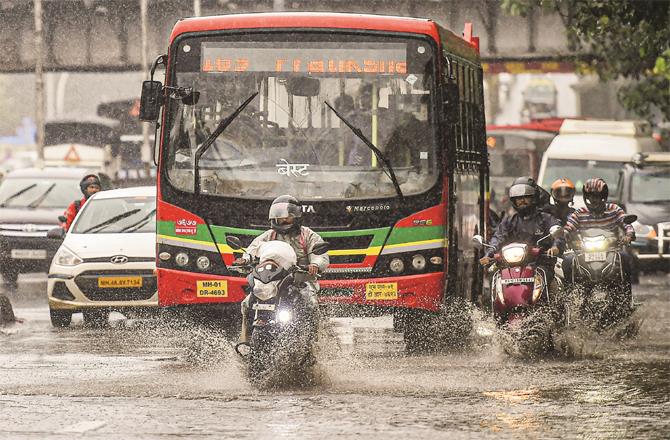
{"left": 235, "top": 195, "right": 329, "bottom": 344}
{"left": 62, "top": 174, "right": 102, "bottom": 231}
{"left": 562, "top": 177, "right": 636, "bottom": 284}
{"left": 545, "top": 178, "right": 576, "bottom": 225}
{"left": 479, "top": 180, "right": 564, "bottom": 303}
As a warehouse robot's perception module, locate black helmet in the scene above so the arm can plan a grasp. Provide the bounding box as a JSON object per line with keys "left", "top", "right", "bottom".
{"left": 79, "top": 174, "right": 101, "bottom": 197}
{"left": 508, "top": 182, "right": 537, "bottom": 216}
{"left": 269, "top": 195, "right": 302, "bottom": 234}
{"left": 583, "top": 177, "right": 608, "bottom": 215}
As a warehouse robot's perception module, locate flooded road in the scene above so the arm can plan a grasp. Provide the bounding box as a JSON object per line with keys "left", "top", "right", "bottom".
{"left": 1, "top": 274, "right": 668, "bottom": 439}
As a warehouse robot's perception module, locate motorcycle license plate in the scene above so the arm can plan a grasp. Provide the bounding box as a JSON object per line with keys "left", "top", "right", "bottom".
{"left": 252, "top": 303, "right": 275, "bottom": 311}
{"left": 585, "top": 252, "right": 607, "bottom": 262}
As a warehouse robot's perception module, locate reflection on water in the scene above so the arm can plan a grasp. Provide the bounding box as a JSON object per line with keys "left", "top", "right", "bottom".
{"left": 0, "top": 276, "right": 668, "bottom": 439}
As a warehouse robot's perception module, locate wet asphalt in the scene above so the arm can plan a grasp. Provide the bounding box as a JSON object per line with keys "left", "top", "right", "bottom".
{"left": 0, "top": 273, "right": 668, "bottom": 439}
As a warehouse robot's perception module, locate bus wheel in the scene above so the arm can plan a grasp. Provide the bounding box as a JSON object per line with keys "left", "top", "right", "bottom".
{"left": 403, "top": 310, "right": 439, "bottom": 354}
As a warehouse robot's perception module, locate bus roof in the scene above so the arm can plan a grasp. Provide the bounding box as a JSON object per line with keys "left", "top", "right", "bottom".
{"left": 169, "top": 12, "right": 479, "bottom": 59}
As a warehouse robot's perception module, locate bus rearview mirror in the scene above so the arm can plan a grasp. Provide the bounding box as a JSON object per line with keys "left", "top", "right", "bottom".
{"left": 139, "top": 80, "right": 163, "bottom": 122}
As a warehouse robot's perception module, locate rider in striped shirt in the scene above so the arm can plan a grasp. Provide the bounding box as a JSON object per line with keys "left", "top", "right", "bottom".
{"left": 563, "top": 177, "right": 635, "bottom": 284}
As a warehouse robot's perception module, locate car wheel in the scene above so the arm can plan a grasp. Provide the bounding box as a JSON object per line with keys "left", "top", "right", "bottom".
{"left": 83, "top": 310, "right": 109, "bottom": 327}
{"left": 49, "top": 308, "right": 72, "bottom": 328}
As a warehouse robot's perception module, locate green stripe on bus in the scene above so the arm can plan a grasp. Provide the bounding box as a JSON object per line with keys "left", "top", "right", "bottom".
{"left": 385, "top": 225, "right": 444, "bottom": 245}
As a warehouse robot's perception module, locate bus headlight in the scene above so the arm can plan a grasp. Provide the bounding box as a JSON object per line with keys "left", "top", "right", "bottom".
{"left": 411, "top": 254, "right": 426, "bottom": 271}
{"left": 389, "top": 258, "right": 404, "bottom": 274}
{"left": 175, "top": 252, "right": 189, "bottom": 267}
{"left": 196, "top": 256, "right": 211, "bottom": 270}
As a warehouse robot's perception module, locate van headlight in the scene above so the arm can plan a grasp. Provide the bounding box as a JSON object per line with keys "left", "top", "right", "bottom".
{"left": 54, "top": 247, "right": 83, "bottom": 266}
{"left": 501, "top": 244, "right": 527, "bottom": 264}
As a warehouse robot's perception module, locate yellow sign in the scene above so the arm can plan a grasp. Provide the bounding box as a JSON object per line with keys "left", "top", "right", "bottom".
{"left": 365, "top": 282, "right": 398, "bottom": 301}
{"left": 197, "top": 280, "right": 228, "bottom": 298}
{"left": 98, "top": 276, "right": 142, "bottom": 288}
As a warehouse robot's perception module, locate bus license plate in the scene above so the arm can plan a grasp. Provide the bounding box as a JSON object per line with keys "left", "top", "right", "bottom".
{"left": 196, "top": 280, "right": 228, "bottom": 298}
{"left": 585, "top": 252, "right": 607, "bottom": 262}
{"left": 11, "top": 249, "right": 47, "bottom": 259}
{"left": 98, "top": 276, "right": 142, "bottom": 288}
{"left": 365, "top": 282, "right": 398, "bottom": 301}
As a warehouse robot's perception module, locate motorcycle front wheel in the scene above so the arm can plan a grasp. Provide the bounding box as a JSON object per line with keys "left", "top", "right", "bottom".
{"left": 248, "top": 327, "right": 275, "bottom": 386}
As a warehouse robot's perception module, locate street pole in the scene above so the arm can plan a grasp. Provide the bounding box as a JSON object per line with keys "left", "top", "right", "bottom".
{"left": 34, "top": 0, "right": 45, "bottom": 165}
{"left": 193, "top": 0, "right": 201, "bottom": 17}
{"left": 140, "top": 0, "right": 150, "bottom": 166}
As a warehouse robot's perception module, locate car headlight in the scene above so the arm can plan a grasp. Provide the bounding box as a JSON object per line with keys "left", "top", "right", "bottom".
{"left": 54, "top": 247, "right": 83, "bottom": 266}
{"left": 582, "top": 235, "right": 607, "bottom": 251}
{"left": 501, "top": 244, "right": 527, "bottom": 264}
{"left": 632, "top": 222, "right": 655, "bottom": 239}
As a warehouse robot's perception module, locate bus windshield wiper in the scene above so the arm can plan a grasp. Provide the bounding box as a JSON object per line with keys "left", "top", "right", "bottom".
{"left": 83, "top": 209, "right": 141, "bottom": 233}
{"left": 0, "top": 184, "right": 38, "bottom": 208}
{"left": 194, "top": 92, "right": 259, "bottom": 194}
{"left": 324, "top": 101, "right": 404, "bottom": 202}
{"left": 119, "top": 209, "right": 156, "bottom": 233}
{"left": 26, "top": 183, "right": 56, "bottom": 208}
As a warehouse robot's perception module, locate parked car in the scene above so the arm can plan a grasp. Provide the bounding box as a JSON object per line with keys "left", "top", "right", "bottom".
{"left": 613, "top": 153, "right": 670, "bottom": 274}
{"left": 47, "top": 186, "right": 157, "bottom": 327}
{"left": 0, "top": 167, "right": 106, "bottom": 286}
{"left": 538, "top": 119, "right": 662, "bottom": 207}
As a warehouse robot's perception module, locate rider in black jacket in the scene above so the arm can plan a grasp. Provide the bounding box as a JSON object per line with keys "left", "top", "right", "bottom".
{"left": 481, "top": 181, "right": 563, "bottom": 265}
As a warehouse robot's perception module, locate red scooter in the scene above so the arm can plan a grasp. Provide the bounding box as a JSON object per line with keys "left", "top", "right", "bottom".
{"left": 473, "top": 225, "right": 563, "bottom": 358}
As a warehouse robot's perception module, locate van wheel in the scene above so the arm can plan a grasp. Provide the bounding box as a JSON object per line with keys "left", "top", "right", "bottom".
{"left": 50, "top": 308, "right": 72, "bottom": 328}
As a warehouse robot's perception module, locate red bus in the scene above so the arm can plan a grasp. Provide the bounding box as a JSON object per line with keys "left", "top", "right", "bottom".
{"left": 140, "top": 13, "right": 488, "bottom": 349}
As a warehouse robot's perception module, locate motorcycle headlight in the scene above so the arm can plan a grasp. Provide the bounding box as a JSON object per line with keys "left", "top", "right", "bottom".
{"left": 54, "top": 247, "right": 83, "bottom": 266}
{"left": 276, "top": 309, "right": 292, "bottom": 323}
{"left": 501, "top": 244, "right": 527, "bottom": 264}
{"left": 582, "top": 235, "right": 607, "bottom": 251}
{"left": 253, "top": 280, "right": 279, "bottom": 301}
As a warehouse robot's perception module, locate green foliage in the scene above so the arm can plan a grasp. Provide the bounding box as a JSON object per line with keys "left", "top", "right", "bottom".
{"left": 503, "top": 0, "right": 670, "bottom": 121}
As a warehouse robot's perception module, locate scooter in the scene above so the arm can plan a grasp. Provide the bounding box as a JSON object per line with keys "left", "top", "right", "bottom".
{"left": 228, "top": 236, "right": 329, "bottom": 387}
{"left": 567, "top": 214, "right": 637, "bottom": 330}
{"left": 473, "top": 225, "right": 563, "bottom": 358}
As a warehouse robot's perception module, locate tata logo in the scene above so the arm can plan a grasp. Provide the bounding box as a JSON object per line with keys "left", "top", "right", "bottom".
{"left": 110, "top": 255, "right": 129, "bottom": 264}
{"left": 302, "top": 205, "right": 315, "bottom": 214}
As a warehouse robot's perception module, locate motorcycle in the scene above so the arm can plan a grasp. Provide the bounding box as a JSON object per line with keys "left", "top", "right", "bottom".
{"left": 473, "top": 225, "right": 563, "bottom": 358}
{"left": 227, "top": 236, "right": 329, "bottom": 387}
{"left": 566, "top": 214, "right": 637, "bottom": 330}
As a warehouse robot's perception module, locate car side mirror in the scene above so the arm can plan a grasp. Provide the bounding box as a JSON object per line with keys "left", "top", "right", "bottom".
{"left": 311, "top": 242, "right": 330, "bottom": 255}
{"left": 472, "top": 235, "right": 484, "bottom": 250}
{"left": 226, "top": 236, "right": 243, "bottom": 250}
{"left": 622, "top": 214, "right": 638, "bottom": 225}
{"left": 139, "top": 80, "right": 163, "bottom": 122}
{"left": 47, "top": 227, "right": 65, "bottom": 240}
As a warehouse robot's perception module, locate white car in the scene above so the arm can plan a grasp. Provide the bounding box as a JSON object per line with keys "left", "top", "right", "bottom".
{"left": 47, "top": 186, "right": 157, "bottom": 327}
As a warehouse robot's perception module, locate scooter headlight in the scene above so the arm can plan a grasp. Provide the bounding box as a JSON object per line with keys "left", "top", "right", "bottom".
{"left": 582, "top": 235, "right": 607, "bottom": 251}
{"left": 276, "top": 309, "right": 292, "bottom": 323}
{"left": 501, "top": 244, "right": 527, "bottom": 264}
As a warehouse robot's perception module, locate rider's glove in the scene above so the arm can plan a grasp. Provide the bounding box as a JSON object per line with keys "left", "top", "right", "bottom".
{"left": 307, "top": 264, "right": 319, "bottom": 276}
{"left": 479, "top": 256, "right": 492, "bottom": 266}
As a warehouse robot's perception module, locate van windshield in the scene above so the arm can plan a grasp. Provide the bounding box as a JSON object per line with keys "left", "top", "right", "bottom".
{"left": 630, "top": 169, "right": 670, "bottom": 203}
{"left": 542, "top": 159, "right": 622, "bottom": 191}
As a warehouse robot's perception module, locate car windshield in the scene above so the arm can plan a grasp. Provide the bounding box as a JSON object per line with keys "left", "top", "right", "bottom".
{"left": 630, "top": 168, "right": 670, "bottom": 203}
{"left": 72, "top": 196, "right": 156, "bottom": 234}
{"left": 164, "top": 33, "right": 438, "bottom": 201}
{"left": 541, "top": 159, "right": 623, "bottom": 191}
{"left": 0, "top": 177, "right": 81, "bottom": 208}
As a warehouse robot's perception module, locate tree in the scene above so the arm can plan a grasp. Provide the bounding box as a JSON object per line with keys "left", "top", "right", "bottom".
{"left": 502, "top": 0, "right": 670, "bottom": 122}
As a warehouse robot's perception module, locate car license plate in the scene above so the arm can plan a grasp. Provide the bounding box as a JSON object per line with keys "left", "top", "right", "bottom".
{"left": 585, "top": 252, "right": 607, "bottom": 262}
{"left": 98, "top": 276, "right": 143, "bottom": 288}
{"left": 196, "top": 280, "right": 228, "bottom": 298}
{"left": 365, "top": 282, "right": 398, "bottom": 301}
{"left": 10, "top": 249, "right": 47, "bottom": 259}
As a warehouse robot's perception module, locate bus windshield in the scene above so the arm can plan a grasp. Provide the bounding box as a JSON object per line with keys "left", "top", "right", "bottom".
{"left": 164, "top": 33, "right": 438, "bottom": 201}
